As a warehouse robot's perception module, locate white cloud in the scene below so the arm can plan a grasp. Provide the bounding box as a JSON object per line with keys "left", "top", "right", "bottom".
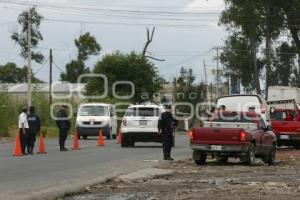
{"left": 184, "top": 0, "right": 225, "bottom": 11}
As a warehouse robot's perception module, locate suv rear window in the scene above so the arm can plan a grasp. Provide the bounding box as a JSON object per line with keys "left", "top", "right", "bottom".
{"left": 125, "top": 107, "right": 160, "bottom": 117}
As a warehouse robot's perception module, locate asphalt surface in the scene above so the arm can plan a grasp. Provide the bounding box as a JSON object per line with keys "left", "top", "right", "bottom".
{"left": 0, "top": 135, "right": 191, "bottom": 200}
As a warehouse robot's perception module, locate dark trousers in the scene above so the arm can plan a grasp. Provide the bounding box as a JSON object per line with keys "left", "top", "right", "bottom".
{"left": 19, "top": 128, "right": 28, "bottom": 154}
{"left": 59, "top": 128, "right": 68, "bottom": 149}
{"left": 162, "top": 133, "right": 173, "bottom": 159}
{"left": 27, "top": 132, "right": 37, "bottom": 153}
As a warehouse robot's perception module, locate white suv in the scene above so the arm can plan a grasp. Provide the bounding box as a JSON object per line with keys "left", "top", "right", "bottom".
{"left": 120, "top": 103, "right": 165, "bottom": 147}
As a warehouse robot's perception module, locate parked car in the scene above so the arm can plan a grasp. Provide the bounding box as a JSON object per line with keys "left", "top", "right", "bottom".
{"left": 269, "top": 107, "right": 300, "bottom": 149}
{"left": 121, "top": 103, "right": 173, "bottom": 147}
{"left": 190, "top": 111, "right": 276, "bottom": 165}
{"left": 75, "top": 103, "right": 117, "bottom": 140}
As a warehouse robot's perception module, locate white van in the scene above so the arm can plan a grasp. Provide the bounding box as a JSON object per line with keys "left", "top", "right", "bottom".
{"left": 75, "top": 103, "right": 117, "bottom": 140}
{"left": 216, "top": 94, "right": 271, "bottom": 127}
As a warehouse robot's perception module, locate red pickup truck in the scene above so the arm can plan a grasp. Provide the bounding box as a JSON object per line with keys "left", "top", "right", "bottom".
{"left": 270, "top": 108, "right": 300, "bottom": 149}
{"left": 190, "top": 111, "right": 276, "bottom": 165}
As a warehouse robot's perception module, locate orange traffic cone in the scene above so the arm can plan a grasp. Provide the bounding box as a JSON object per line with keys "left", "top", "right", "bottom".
{"left": 37, "top": 133, "right": 47, "bottom": 154}
{"left": 13, "top": 134, "right": 23, "bottom": 156}
{"left": 72, "top": 128, "right": 80, "bottom": 150}
{"left": 97, "top": 129, "right": 105, "bottom": 147}
{"left": 117, "top": 130, "right": 122, "bottom": 144}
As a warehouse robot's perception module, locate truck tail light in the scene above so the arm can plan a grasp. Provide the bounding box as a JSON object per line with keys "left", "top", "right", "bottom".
{"left": 122, "top": 119, "right": 127, "bottom": 126}
{"left": 188, "top": 129, "right": 194, "bottom": 140}
{"left": 240, "top": 131, "right": 247, "bottom": 142}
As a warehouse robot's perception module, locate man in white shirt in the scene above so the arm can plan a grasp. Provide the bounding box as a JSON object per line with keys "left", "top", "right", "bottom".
{"left": 18, "top": 107, "right": 29, "bottom": 155}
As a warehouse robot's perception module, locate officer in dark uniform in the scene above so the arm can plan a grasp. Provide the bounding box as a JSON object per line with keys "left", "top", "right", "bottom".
{"left": 27, "top": 106, "right": 41, "bottom": 154}
{"left": 158, "top": 105, "right": 178, "bottom": 161}
{"left": 56, "top": 105, "right": 70, "bottom": 151}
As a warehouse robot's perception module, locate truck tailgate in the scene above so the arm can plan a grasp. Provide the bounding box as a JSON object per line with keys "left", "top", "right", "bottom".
{"left": 192, "top": 127, "right": 243, "bottom": 144}
{"left": 272, "top": 121, "right": 300, "bottom": 134}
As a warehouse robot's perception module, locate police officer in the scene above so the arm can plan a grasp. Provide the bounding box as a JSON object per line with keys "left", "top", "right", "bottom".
{"left": 18, "top": 107, "right": 29, "bottom": 155}
{"left": 158, "top": 105, "right": 178, "bottom": 161}
{"left": 27, "top": 106, "right": 41, "bottom": 154}
{"left": 56, "top": 105, "right": 70, "bottom": 151}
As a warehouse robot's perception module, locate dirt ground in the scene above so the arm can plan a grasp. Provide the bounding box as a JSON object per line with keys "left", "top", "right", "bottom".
{"left": 64, "top": 149, "right": 300, "bottom": 200}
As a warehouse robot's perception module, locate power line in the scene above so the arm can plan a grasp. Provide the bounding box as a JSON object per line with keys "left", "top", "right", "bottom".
{"left": 3, "top": 1, "right": 300, "bottom": 28}
{"left": 0, "top": 21, "right": 17, "bottom": 26}
{"left": 36, "top": 47, "right": 71, "bottom": 52}
{"left": 41, "top": 7, "right": 219, "bottom": 22}
{"left": 43, "top": 18, "right": 209, "bottom": 28}
{"left": 0, "top": 0, "right": 222, "bottom": 15}
{"left": 52, "top": 61, "right": 64, "bottom": 73}
{"left": 151, "top": 54, "right": 214, "bottom": 57}
{"left": 33, "top": 57, "right": 49, "bottom": 75}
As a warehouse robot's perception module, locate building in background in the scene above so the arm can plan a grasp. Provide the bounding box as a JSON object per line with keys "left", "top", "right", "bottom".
{"left": 0, "top": 83, "right": 86, "bottom": 102}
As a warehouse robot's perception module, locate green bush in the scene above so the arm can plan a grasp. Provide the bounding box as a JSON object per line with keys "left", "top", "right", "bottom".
{"left": 0, "top": 93, "right": 21, "bottom": 137}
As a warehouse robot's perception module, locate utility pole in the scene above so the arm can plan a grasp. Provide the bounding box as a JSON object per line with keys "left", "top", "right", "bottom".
{"left": 49, "top": 49, "right": 53, "bottom": 104}
{"left": 216, "top": 47, "right": 220, "bottom": 85}
{"left": 265, "top": 0, "right": 271, "bottom": 100}
{"left": 210, "top": 82, "right": 213, "bottom": 104}
{"left": 203, "top": 60, "right": 208, "bottom": 85}
{"left": 27, "top": 9, "right": 32, "bottom": 108}
{"left": 203, "top": 60, "right": 209, "bottom": 101}
{"left": 228, "top": 76, "right": 231, "bottom": 95}
{"left": 214, "top": 46, "right": 221, "bottom": 98}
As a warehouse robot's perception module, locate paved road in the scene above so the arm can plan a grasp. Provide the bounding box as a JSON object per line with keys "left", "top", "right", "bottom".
{"left": 0, "top": 135, "right": 191, "bottom": 200}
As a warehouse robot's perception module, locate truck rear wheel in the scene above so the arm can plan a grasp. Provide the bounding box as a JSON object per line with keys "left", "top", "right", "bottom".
{"left": 195, "top": 154, "right": 207, "bottom": 165}
{"left": 244, "top": 143, "right": 256, "bottom": 166}
{"left": 263, "top": 145, "right": 276, "bottom": 165}
{"left": 193, "top": 150, "right": 207, "bottom": 165}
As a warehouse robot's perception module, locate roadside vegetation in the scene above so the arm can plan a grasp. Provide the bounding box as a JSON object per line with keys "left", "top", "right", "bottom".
{"left": 0, "top": 7, "right": 164, "bottom": 137}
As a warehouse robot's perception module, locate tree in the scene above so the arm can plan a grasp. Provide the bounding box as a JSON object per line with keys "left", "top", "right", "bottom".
{"left": 220, "top": 0, "right": 265, "bottom": 94}
{"left": 270, "top": 42, "right": 297, "bottom": 86}
{"left": 142, "top": 27, "right": 155, "bottom": 57}
{"left": 220, "top": 0, "right": 300, "bottom": 95}
{"left": 174, "top": 67, "right": 205, "bottom": 114}
{"left": 11, "top": 7, "right": 44, "bottom": 64}
{"left": 220, "top": 32, "right": 263, "bottom": 91}
{"left": 0, "top": 62, "right": 42, "bottom": 83}
{"left": 279, "top": 0, "right": 300, "bottom": 55}
{"left": 60, "top": 60, "right": 89, "bottom": 83}
{"left": 262, "top": 0, "right": 284, "bottom": 98}
{"left": 86, "top": 52, "right": 161, "bottom": 103}
{"left": 61, "top": 32, "right": 101, "bottom": 83}
{"left": 75, "top": 32, "right": 101, "bottom": 61}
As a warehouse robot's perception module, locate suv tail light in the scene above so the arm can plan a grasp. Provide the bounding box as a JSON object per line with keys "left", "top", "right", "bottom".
{"left": 240, "top": 130, "right": 247, "bottom": 142}
{"left": 122, "top": 119, "right": 127, "bottom": 126}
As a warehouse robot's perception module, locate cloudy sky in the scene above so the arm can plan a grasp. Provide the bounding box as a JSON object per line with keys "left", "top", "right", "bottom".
{"left": 0, "top": 0, "right": 226, "bottom": 83}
